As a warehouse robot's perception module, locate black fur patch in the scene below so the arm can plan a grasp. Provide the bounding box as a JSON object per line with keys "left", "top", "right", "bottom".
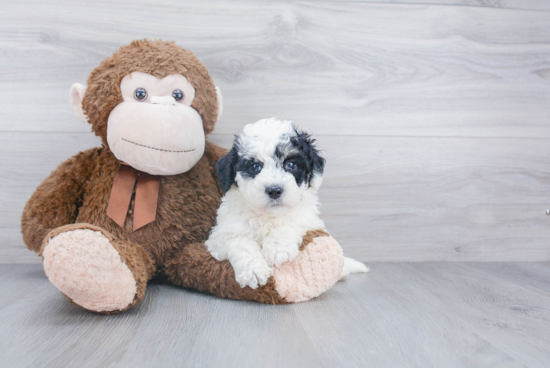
{"left": 288, "top": 130, "right": 325, "bottom": 186}
{"left": 236, "top": 158, "right": 263, "bottom": 180}
{"left": 215, "top": 145, "right": 239, "bottom": 193}
{"left": 216, "top": 139, "right": 264, "bottom": 193}
{"left": 280, "top": 151, "right": 309, "bottom": 186}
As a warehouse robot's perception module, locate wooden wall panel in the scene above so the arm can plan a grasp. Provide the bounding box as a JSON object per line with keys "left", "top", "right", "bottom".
{"left": 1, "top": 0, "right": 549, "bottom": 262}
{"left": 1, "top": 1, "right": 549, "bottom": 138}
{"left": 308, "top": 0, "right": 550, "bottom": 11}
{"left": 3, "top": 132, "right": 549, "bottom": 263}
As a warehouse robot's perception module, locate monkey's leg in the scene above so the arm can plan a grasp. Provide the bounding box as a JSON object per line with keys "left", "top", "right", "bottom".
{"left": 41, "top": 224, "right": 155, "bottom": 314}
{"left": 164, "top": 230, "right": 343, "bottom": 304}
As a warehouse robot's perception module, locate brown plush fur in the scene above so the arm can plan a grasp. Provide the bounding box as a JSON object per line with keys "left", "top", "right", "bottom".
{"left": 20, "top": 40, "right": 333, "bottom": 313}
{"left": 164, "top": 229, "right": 330, "bottom": 304}
{"left": 165, "top": 242, "right": 287, "bottom": 304}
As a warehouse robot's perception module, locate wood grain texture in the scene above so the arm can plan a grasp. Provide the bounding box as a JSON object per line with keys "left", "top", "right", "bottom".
{"left": 0, "top": 1, "right": 549, "bottom": 138}
{"left": 1, "top": 263, "right": 550, "bottom": 368}
{"left": 307, "top": 0, "right": 550, "bottom": 11}
{"left": 2, "top": 132, "right": 549, "bottom": 263}
{"left": 1, "top": 0, "right": 549, "bottom": 262}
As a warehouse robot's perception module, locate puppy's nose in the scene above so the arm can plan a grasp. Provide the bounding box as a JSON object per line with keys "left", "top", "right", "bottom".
{"left": 266, "top": 186, "right": 283, "bottom": 200}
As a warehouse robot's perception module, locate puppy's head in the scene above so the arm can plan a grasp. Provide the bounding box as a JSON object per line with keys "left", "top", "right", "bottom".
{"left": 216, "top": 118, "right": 325, "bottom": 211}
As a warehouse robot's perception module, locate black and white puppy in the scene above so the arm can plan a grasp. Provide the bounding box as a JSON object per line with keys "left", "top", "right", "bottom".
{"left": 206, "top": 118, "right": 368, "bottom": 289}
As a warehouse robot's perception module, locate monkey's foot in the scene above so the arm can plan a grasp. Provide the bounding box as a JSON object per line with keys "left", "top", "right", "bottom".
{"left": 273, "top": 234, "right": 344, "bottom": 303}
{"left": 42, "top": 228, "right": 137, "bottom": 313}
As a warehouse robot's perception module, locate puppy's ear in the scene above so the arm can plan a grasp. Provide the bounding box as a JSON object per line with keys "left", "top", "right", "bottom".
{"left": 292, "top": 131, "right": 326, "bottom": 189}
{"left": 309, "top": 149, "right": 325, "bottom": 189}
{"left": 216, "top": 145, "right": 239, "bottom": 193}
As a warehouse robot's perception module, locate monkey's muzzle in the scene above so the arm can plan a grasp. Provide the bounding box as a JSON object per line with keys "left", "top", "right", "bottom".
{"left": 107, "top": 101, "right": 205, "bottom": 175}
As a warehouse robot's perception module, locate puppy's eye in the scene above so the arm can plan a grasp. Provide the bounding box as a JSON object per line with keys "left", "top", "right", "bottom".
{"left": 172, "top": 89, "right": 184, "bottom": 102}
{"left": 251, "top": 163, "right": 262, "bottom": 172}
{"left": 134, "top": 88, "right": 148, "bottom": 101}
{"left": 284, "top": 161, "right": 297, "bottom": 170}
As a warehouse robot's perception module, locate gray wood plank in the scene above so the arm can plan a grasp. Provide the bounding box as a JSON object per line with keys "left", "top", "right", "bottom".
{"left": 2, "top": 132, "right": 550, "bottom": 262}
{"left": 297, "top": 267, "right": 526, "bottom": 368}
{"left": 371, "top": 263, "right": 550, "bottom": 368}
{"left": 305, "top": 1, "right": 550, "bottom": 11}
{"left": 0, "top": 264, "right": 323, "bottom": 368}
{"left": 0, "top": 264, "right": 46, "bottom": 310}
{"left": 0, "top": 228, "right": 39, "bottom": 264}
{"left": 1, "top": 1, "right": 549, "bottom": 138}
{"left": 114, "top": 292, "right": 323, "bottom": 368}
{"left": 1, "top": 263, "right": 550, "bottom": 368}
{"left": 462, "top": 262, "right": 550, "bottom": 296}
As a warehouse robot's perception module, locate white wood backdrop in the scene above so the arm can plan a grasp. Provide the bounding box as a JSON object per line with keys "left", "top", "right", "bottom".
{"left": 1, "top": 0, "right": 549, "bottom": 263}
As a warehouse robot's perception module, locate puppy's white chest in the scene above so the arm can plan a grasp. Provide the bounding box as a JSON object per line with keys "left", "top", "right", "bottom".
{"left": 247, "top": 217, "right": 282, "bottom": 246}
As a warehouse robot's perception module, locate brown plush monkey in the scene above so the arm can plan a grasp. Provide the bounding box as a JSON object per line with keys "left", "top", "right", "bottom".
{"left": 21, "top": 39, "right": 344, "bottom": 314}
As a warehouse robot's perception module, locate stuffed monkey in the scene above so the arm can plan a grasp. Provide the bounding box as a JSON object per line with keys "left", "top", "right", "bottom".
{"left": 21, "top": 39, "right": 344, "bottom": 314}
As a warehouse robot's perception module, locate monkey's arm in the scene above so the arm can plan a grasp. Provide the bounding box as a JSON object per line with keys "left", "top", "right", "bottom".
{"left": 21, "top": 148, "right": 100, "bottom": 252}
{"left": 165, "top": 229, "right": 343, "bottom": 304}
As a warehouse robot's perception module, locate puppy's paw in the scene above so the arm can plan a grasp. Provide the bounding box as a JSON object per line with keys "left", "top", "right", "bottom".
{"left": 263, "top": 241, "right": 300, "bottom": 267}
{"left": 234, "top": 256, "right": 273, "bottom": 289}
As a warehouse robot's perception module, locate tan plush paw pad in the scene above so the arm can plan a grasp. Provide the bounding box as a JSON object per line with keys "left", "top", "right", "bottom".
{"left": 42, "top": 229, "right": 137, "bottom": 312}
{"left": 273, "top": 236, "right": 344, "bottom": 303}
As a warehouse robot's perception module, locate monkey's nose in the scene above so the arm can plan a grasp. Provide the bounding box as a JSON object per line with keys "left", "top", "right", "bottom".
{"left": 266, "top": 186, "right": 283, "bottom": 200}
{"left": 150, "top": 96, "right": 177, "bottom": 105}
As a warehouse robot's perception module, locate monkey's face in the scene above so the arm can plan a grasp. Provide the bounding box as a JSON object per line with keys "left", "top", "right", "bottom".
{"left": 70, "top": 40, "right": 223, "bottom": 175}
{"left": 106, "top": 72, "right": 205, "bottom": 176}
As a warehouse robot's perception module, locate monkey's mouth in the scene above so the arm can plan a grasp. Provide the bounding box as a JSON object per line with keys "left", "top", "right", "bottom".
{"left": 121, "top": 138, "right": 195, "bottom": 153}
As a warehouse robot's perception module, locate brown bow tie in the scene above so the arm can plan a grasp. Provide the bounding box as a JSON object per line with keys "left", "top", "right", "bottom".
{"left": 106, "top": 164, "right": 160, "bottom": 231}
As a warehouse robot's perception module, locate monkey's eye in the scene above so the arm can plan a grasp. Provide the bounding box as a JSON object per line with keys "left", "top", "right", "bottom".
{"left": 172, "top": 89, "right": 184, "bottom": 102}
{"left": 251, "top": 163, "right": 262, "bottom": 172}
{"left": 284, "top": 161, "right": 297, "bottom": 170}
{"left": 134, "top": 88, "right": 148, "bottom": 101}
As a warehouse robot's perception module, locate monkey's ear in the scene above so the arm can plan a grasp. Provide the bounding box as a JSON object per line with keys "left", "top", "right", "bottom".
{"left": 70, "top": 83, "right": 88, "bottom": 123}
{"left": 215, "top": 86, "right": 223, "bottom": 122}
{"left": 215, "top": 145, "right": 238, "bottom": 194}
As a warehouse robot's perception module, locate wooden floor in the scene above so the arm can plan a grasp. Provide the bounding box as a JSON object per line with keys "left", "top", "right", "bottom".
{"left": 0, "top": 262, "right": 549, "bottom": 368}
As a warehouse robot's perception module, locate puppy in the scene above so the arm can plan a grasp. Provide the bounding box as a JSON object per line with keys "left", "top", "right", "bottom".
{"left": 206, "top": 118, "right": 368, "bottom": 289}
